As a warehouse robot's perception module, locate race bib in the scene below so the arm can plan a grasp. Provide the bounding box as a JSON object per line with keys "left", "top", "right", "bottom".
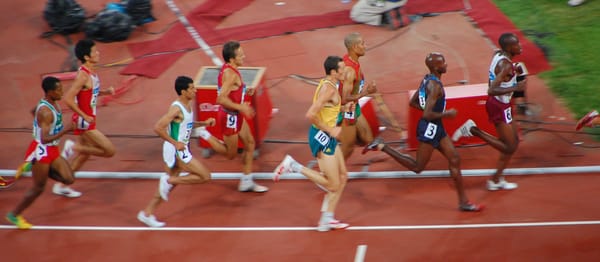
{"left": 226, "top": 114, "right": 238, "bottom": 129}
{"left": 424, "top": 122, "right": 438, "bottom": 139}
{"left": 313, "top": 130, "right": 330, "bottom": 146}
{"left": 35, "top": 144, "right": 48, "bottom": 159}
{"left": 503, "top": 107, "right": 513, "bottom": 124}
{"left": 344, "top": 111, "right": 355, "bottom": 120}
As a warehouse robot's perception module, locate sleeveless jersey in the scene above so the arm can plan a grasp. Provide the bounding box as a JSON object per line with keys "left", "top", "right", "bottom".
{"left": 217, "top": 64, "right": 246, "bottom": 113}
{"left": 417, "top": 74, "right": 446, "bottom": 122}
{"left": 33, "top": 99, "right": 63, "bottom": 146}
{"left": 313, "top": 79, "right": 341, "bottom": 128}
{"left": 76, "top": 66, "right": 101, "bottom": 116}
{"left": 168, "top": 101, "right": 194, "bottom": 146}
{"left": 488, "top": 52, "right": 517, "bottom": 104}
{"left": 341, "top": 54, "right": 365, "bottom": 96}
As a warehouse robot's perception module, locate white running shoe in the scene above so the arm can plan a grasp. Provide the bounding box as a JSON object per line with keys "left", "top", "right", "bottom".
{"left": 317, "top": 220, "right": 350, "bottom": 232}
{"left": 487, "top": 177, "right": 518, "bottom": 191}
{"left": 52, "top": 183, "right": 82, "bottom": 198}
{"left": 238, "top": 180, "right": 269, "bottom": 193}
{"left": 158, "top": 175, "right": 173, "bottom": 201}
{"left": 191, "top": 126, "right": 212, "bottom": 140}
{"left": 137, "top": 211, "right": 166, "bottom": 227}
{"left": 568, "top": 0, "right": 586, "bottom": 7}
{"left": 273, "top": 154, "right": 296, "bottom": 181}
{"left": 451, "top": 119, "right": 476, "bottom": 142}
{"left": 61, "top": 139, "right": 75, "bottom": 159}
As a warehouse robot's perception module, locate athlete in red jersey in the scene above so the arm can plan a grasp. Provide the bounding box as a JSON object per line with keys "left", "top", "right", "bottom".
{"left": 6, "top": 77, "right": 76, "bottom": 229}
{"left": 60, "top": 39, "right": 116, "bottom": 197}
{"left": 339, "top": 32, "right": 378, "bottom": 160}
{"left": 196, "top": 41, "right": 268, "bottom": 193}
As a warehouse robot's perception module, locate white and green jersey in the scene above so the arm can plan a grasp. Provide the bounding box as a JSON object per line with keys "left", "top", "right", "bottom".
{"left": 33, "top": 99, "right": 63, "bottom": 146}
{"left": 168, "top": 101, "right": 194, "bottom": 146}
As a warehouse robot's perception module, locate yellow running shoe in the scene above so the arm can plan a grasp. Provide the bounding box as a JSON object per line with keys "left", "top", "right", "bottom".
{"left": 6, "top": 212, "right": 33, "bottom": 229}
{"left": 14, "top": 162, "right": 31, "bottom": 180}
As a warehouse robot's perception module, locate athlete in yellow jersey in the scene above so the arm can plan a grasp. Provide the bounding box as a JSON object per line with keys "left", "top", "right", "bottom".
{"left": 273, "top": 56, "right": 351, "bottom": 232}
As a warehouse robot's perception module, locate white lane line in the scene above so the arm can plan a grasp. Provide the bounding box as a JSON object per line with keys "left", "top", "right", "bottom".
{"left": 354, "top": 245, "right": 368, "bottom": 262}
{"left": 1, "top": 220, "right": 600, "bottom": 231}
{"left": 165, "top": 0, "right": 223, "bottom": 66}
{"left": 3, "top": 165, "right": 600, "bottom": 179}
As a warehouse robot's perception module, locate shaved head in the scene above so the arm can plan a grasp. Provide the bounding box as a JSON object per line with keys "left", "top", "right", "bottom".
{"left": 425, "top": 52, "right": 444, "bottom": 70}
{"left": 344, "top": 32, "right": 362, "bottom": 49}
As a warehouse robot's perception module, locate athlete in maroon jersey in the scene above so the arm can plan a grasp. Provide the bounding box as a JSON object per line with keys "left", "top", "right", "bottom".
{"left": 195, "top": 41, "right": 268, "bottom": 193}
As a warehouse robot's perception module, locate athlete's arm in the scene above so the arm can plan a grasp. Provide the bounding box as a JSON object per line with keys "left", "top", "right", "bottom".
{"left": 154, "top": 105, "right": 185, "bottom": 151}
{"left": 37, "top": 107, "right": 71, "bottom": 144}
{"left": 194, "top": 118, "right": 216, "bottom": 128}
{"left": 99, "top": 86, "right": 115, "bottom": 96}
{"left": 216, "top": 69, "right": 254, "bottom": 117}
{"left": 64, "top": 71, "right": 93, "bottom": 122}
{"left": 488, "top": 59, "right": 521, "bottom": 96}
{"left": 422, "top": 81, "right": 456, "bottom": 121}
{"left": 409, "top": 89, "right": 421, "bottom": 110}
{"left": 306, "top": 82, "right": 341, "bottom": 138}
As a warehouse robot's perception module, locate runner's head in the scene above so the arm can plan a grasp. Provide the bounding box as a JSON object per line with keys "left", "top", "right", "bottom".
{"left": 223, "top": 41, "right": 245, "bottom": 66}
{"left": 174, "top": 76, "right": 194, "bottom": 96}
{"left": 344, "top": 32, "right": 366, "bottom": 57}
{"left": 42, "top": 76, "right": 63, "bottom": 100}
{"left": 75, "top": 39, "right": 99, "bottom": 64}
{"left": 498, "top": 32, "right": 521, "bottom": 56}
{"left": 425, "top": 52, "right": 447, "bottom": 75}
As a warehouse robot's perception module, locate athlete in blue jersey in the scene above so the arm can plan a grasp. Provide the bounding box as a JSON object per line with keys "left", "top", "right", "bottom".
{"left": 362, "top": 53, "right": 483, "bottom": 212}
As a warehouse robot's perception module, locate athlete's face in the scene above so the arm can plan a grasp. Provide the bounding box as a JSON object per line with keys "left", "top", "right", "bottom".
{"left": 335, "top": 61, "right": 346, "bottom": 81}
{"left": 353, "top": 38, "right": 366, "bottom": 57}
{"left": 232, "top": 47, "right": 245, "bottom": 66}
{"left": 183, "top": 83, "right": 196, "bottom": 99}
{"left": 509, "top": 38, "right": 522, "bottom": 56}
{"left": 436, "top": 57, "right": 447, "bottom": 74}
{"left": 50, "top": 82, "right": 64, "bottom": 101}
{"left": 87, "top": 45, "right": 100, "bottom": 64}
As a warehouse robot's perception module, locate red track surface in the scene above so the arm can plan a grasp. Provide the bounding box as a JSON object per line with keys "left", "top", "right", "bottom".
{"left": 2, "top": 0, "right": 600, "bottom": 261}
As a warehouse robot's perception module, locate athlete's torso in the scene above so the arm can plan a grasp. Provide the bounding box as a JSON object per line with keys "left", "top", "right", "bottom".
{"left": 33, "top": 99, "right": 63, "bottom": 146}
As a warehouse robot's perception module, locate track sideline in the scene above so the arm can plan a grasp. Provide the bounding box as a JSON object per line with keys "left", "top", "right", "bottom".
{"left": 2, "top": 165, "right": 600, "bottom": 179}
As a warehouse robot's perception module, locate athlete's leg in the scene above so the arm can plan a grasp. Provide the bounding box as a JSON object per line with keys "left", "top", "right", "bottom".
{"left": 339, "top": 123, "right": 358, "bottom": 160}
{"left": 168, "top": 158, "right": 211, "bottom": 184}
{"left": 238, "top": 120, "right": 255, "bottom": 176}
{"left": 437, "top": 137, "right": 468, "bottom": 204}
{"left": 356, "top": 114, "right": 374, "bottom": 145}
{"left": 321, "top": 147, "right": 348, "bottom": 213}
{"left": 11, "top": 161, "right": 50, "bottom": 216}
{"left": 48, "top": 157, "right": 75, "bottom": 185}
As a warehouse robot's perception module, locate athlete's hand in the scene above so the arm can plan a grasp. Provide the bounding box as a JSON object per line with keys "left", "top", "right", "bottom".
{"left": 246, "top": 87, "right": 255, "bottom": 96}
{"left": 103, "top": 86, "right": 116, "bottom": 96}
{"left": 83, "top": 114, "right": 95, "bottom": 123}
{"left": 240, "top": 102, "right": 255, "bottom": 118}
{"left": 345, "top": 102, "right": 356, "bottom": 112}
{"left": 444, "top": 108, "right": 458, "bottom": 118}
{"left": 175, "top": 141, "right": 186, "bottom": 151}
{"left": 205, "top": 117, "right": 216, "bottom": 127}
{"left": 366, "top": 81, "right": 377, "bottom": 94}
{"left": 515, "top": 79, "right": 527, "bottom": 92}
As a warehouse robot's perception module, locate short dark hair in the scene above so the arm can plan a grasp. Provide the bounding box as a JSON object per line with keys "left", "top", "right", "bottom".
{"left": 222, "top": 41, "right": 240, "bottom": 63}
{"left": 175, "top": 76, "right": 194, "bottom": 95}
{"left": 75, "top": 39, "right": 95, "bottom": 63}
{"left": 324, "top": 56, "right": 343, "bottom": 75}
{"left": 42, "top": 76, "right": 60, "bottom": 94}
{"left": 498, "top": 33, "right": 517, "bottom": 51}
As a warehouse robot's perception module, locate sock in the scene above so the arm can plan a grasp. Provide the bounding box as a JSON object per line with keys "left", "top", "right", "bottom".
{"left": 320, "top": 211, "right": 334, "bottom": 223}
{"left": 241, "top": 174, "right": 253, "bottom": 182}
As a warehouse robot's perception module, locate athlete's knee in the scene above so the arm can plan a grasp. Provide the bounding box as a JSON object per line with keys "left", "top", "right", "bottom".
{"left": 103, "top": 145, "right": 116, "bottom": 157}
{"left": 448, "top": 154, "right": 461, "bottom": 168}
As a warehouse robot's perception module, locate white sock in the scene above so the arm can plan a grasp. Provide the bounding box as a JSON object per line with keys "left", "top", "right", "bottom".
{"left": 241, "top": 174, "right": 253, "bottom": 182}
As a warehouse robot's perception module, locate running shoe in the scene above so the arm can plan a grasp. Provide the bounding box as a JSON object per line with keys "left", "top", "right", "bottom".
{"left": 52, "top": 183, "right": 82, "bottom": 198}
{"left": 575, "top": 110, "right": 598, "bottom": 131}
{"left": 487, "top": 177, "right": 518, "bottom": 191}
{"left": 459, "top": 202, "right": 484, "bottom": 212}
{"left": 362, "top": 137, "right": 383, "bottom": 154}
{"left": 158, "top": 175, "right": 173, "bottom": 201}
{"left": 137, "top": 211, "right": 166, "bottom": 228}
{"left": 6, "top": 212, "right": 32, "bottom": 229}
{"left": 451, "top": 119, "right": 476, "bottom": 142}
{"left": 273, "top": 154, "right": 296, "bottom": 181}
